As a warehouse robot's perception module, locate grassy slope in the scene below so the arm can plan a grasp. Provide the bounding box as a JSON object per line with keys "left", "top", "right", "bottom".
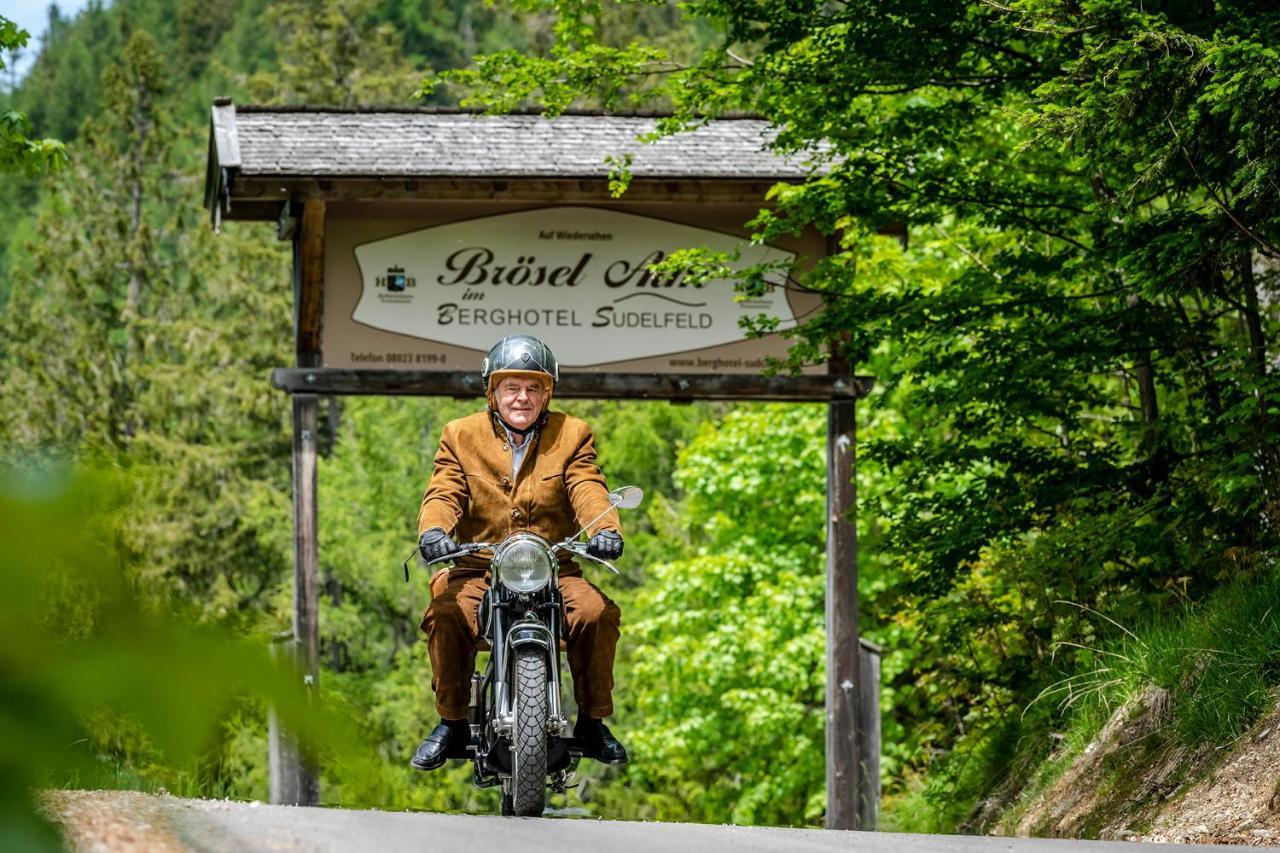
{"left": 884, "top": 568, "right": 1280, "bottom": 837}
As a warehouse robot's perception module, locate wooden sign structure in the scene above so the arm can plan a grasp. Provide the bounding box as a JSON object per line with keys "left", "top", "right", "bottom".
{"left": 204, "top": 100, "right": 878, "bottom": 829}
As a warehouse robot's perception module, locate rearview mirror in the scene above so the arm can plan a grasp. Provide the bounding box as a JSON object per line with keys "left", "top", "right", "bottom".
{"left": 611, "top": 486, "right": 643, "bottom": 510}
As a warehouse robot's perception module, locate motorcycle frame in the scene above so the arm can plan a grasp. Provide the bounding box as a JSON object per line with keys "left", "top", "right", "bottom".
{"left": 468, "top": 551, "right": 572, "bottom": 791}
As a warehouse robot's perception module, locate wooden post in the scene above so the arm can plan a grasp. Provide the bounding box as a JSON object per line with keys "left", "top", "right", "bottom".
{"left": 858, "top": 640, "right": 882, "bottom": 830}
{"left": 289, "top": 392, "right": 321, "bottom": 806}
{"left": 270, "top": 199, "right": 324, "bottom": 806}
{"left": 296, "top": 200, "right": 325, "bottom": 362}
{"left": 268, "top": 631, "right": 305, "bottom": 804}
{"left": 826, "top": 383, "right": 861, "bottom": 830}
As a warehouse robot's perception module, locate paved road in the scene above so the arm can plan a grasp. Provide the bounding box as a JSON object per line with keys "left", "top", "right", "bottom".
{"left": 157, "top": 798, "right": 1241, "bottom": 853}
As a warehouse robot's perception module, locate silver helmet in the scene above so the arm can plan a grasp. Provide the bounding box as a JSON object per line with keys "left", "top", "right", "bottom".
{"left": 481, "top": 335, "right": 559, "bottom": 398}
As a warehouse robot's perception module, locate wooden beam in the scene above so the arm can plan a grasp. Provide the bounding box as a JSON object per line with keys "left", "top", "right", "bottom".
{"left": 210, "top": 98, "right": 241, "bottom": 168}
{"left": 825, "top": 374, "right": 860, "bottom": 830}
{"left": 296, "top": 200, "right": 325, "bottom": 364}
{"left": 221, "top": 177, "right": 795, "bottom": 219}
{"left": 269, "top": 368, "right": 873, "bottom": 402}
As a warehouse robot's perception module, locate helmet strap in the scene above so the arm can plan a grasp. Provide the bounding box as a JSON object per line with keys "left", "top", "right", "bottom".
{"left": 492, "top": 409, "right": 547, "bottom": 438}
{"left": 500, "top": 417, "right": 538, "bottom": 437}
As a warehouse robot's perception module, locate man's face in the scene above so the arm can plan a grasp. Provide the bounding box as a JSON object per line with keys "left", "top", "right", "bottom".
{"left": 495, "top": 376, "right": 548, "bottom": 430}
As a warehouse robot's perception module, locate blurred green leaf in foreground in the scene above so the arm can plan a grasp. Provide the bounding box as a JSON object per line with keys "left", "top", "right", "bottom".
{"left": 0, "top": 464, "right": 354, "bottom": 851}
{"left": 0, "top": 15, "right": 68, "bottom": 176}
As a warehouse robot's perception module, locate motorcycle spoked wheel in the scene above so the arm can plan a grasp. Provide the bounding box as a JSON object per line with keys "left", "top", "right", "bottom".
{"left": 502, "top": 646, "right": 549, "bottom": 817}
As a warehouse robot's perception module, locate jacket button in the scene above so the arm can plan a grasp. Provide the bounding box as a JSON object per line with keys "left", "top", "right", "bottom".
{"left": 501, "top": 477, "right": 510, "bottom": 487}
{"left": 501, "top": 445, "right": 509, "bottom": 452}
{"left": 511, "top": 509, "right": 521, "bottom": 519}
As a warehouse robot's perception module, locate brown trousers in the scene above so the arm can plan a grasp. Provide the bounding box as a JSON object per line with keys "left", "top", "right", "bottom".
{"left": 421, "top": 568, "right": 621, "bottom": 720}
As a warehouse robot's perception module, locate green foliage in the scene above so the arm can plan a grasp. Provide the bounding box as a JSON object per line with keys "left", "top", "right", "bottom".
{"left": 606, "top": 405, "right": 831, "bottom": 825}
{"left": 245, "top": 0, "right": 419, "bottom": 106}
{"left": 0, "top": 15, "right": 66, "bottom": 175}
{"left": 0, "top": 465, "right": 353, "bottom": 852}
{"left": 0, "top": 108, "right": 67, "bottom": 175}
{"left": 976, "top": 566, "right": 1280, "bottom": 834}
{"left": 289, "top": 397, "right": 477, "bottom": 810}
{"left": 555, "top": 398, "right": 721, "bottom": 579}
{"left": 1078, "top": 571, "right": 1280, "bottom": 748}
{"left": 423, "top": 1, "right": 715, "bottom": 110}
{"left": 441, "top": 0, "right": 1280, "bottom": 829}
{"left": 887, "top": 565, "right": 1280, "bottom": 834}
{"left": 2, "top": 0, "right": 1277, "bottom": 837}
{"left": 1, "top": 30, "right": 295, "bottom": 620}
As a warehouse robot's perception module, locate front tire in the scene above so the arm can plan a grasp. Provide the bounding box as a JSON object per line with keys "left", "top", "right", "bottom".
{"left": 509, "top": 647, "right": 549, "bottom": 817}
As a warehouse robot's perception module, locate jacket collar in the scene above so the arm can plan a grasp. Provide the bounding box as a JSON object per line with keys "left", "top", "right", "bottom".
{"left": 488, "top": 408, "right": 548, "bottom": 440}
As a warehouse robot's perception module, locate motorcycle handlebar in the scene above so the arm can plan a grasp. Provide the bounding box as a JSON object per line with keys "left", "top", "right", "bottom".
{"left": 554, "top": 540, "right": 620, "bottom": 575}
{"left": 402, "top": 542, "right": 493, "bottom": 582}
{"left": 424, "top": 542, "right": 493, "bottom": 568}
{"left": 402, "top": 538, "right": 619, "bottom": 583}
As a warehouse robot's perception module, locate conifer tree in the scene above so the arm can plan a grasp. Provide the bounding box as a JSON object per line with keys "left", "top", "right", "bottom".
{"left": 248, "top": 0, "right": 418, "bottom": 106}
{"left": 1, "top": 29, "right": 293, "bottom": 620}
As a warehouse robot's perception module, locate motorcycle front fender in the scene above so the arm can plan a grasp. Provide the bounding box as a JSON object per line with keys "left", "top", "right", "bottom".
{"left": 506, "top": 621, "right": 554, "bottom": 652}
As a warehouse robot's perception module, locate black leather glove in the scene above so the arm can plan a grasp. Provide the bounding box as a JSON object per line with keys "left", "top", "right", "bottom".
{"left": 587, "top": 529, "right": 624, "bottom": 561}
{"left": 419, "top": 528, "right": 459, "bottom": 562}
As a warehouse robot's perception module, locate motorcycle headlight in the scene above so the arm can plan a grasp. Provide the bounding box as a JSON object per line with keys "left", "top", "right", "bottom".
{"left": 494, "top": 535, "right": 553, "bottom": 594}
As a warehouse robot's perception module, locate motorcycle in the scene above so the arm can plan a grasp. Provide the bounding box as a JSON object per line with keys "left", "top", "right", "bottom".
{"left": 404, "top": 485, "right": 643, "bottom": 817}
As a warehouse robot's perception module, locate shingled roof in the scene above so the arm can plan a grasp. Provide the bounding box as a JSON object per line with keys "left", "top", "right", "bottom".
{"left": 203, "top": 101, "right": 817, "bottom": 225}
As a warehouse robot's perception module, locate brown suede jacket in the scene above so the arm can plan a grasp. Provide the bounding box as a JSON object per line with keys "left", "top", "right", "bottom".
{"left": 417, "top": 409, "right": 621, "bottom": 571}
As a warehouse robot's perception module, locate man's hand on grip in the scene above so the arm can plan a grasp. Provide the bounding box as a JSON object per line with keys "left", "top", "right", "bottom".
{"left": 419, "top": 528, "right": 458, "bottom": 561}
{"left": 587, "top": 529, "right": 623, "bottom": 561}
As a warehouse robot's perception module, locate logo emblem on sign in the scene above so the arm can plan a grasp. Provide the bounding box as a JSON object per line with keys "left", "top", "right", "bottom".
{"left": 376, "top": 265, "right": 415, "bottom": 291}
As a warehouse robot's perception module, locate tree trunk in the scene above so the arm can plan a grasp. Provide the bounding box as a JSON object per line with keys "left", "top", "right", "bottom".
{"left": 1126, "top": 294, "right": 1168, "bottom": 494}
{"left": 121, "top": 68, "right": 152, "bottom": 441}
{"left": 1170, "top": 297, "right": 1223, "bottom": 418}
{"left": 1127, "top": 295, "right": 1159, "bottom": 453}
{"left": 459, "top": 0, "right": 476, "bottom": 56}
{"left": 1241, "top": 253, "right": 1267, "bottom": 376}
{"left": 1240, "top": 254, "right": 1279, "bottom": 503}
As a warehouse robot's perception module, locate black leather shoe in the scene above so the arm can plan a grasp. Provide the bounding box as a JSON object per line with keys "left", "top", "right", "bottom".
{"left": 574, "top": 716, "right": 628, "bottom": 765}
{"left": 411, "top": 719, "right": 470, "bottom": 771}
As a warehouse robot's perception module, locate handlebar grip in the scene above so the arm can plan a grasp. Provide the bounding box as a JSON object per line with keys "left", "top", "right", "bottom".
{"left": 425, "top": 542, "right": 494, "bottom": 567}
{"left": 404, "top": 542, "right": 492, "bottom": 583}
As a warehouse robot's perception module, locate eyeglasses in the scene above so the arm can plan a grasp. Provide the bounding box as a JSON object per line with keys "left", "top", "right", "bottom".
{"left": 497, "top": 382, "right": 547, "bottom": 399}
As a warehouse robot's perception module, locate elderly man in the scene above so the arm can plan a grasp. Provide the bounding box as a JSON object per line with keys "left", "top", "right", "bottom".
{"left": 411, "top": 334, "right": 628, "bottom": 772}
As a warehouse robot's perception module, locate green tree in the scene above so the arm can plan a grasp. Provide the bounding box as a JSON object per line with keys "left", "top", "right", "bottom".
{"left": 613, "top": 405, "right": 831, "bottom": 826}
{"left": 1, "top": 30, "right": 294, "bottom": 619}
{"left": 247, "top": 0, "right": 418, "bottom": 106}
{"left": 436, "top": 0, "right": 1280, "bottom": 820}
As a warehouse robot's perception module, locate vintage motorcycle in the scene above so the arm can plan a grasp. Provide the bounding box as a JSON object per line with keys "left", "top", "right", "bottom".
{"left": 406, "top": 486, "right": 642, "bottom": 817}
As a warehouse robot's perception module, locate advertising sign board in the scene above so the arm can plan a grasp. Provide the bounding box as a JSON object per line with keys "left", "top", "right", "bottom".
{"left": 323, "top": 203, "right": 825, "bottom": 374}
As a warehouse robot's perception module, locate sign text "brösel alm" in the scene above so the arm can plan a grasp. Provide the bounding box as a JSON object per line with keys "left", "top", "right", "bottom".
{"left": 435, "top": 247, "right": 703, "bottom": 289}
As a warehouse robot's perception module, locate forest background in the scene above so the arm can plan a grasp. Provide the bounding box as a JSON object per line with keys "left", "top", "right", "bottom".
{"left": 0, "top": 0, "right": 1277, "bottom": 841}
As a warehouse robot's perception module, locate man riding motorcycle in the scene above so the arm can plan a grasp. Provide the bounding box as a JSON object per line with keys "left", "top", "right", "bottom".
{"left": 411, "top": 334, "right": 628, "bottom": 771}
